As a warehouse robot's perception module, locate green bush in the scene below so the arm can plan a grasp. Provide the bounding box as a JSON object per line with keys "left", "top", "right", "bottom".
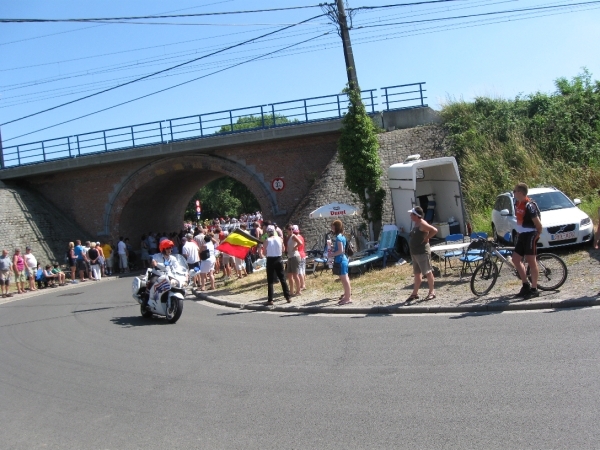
{"left": 441, "top": 69, "right": 600, "bottom": 231}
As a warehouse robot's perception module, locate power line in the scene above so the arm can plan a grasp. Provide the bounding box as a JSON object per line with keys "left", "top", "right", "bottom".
{"left": 0, "top": 4, "right": 328, "bottom": 23}
{"left": 0, "top": 13, "right": 326, "bottom": 126}
{"left": 0, "top": 0, "right": 236, "bottom": 46}
{"left": 354, "top": 0, "right": 600, "bottom": 28}
{"left": 2, "top": 32, "right": 330, "bottom": 143}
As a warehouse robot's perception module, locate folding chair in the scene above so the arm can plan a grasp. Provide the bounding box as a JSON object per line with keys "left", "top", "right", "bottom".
{"left": 348, "top": 226, "right": 398, "bottom": 274}
{"left": 442, "top": 233, "right": 465, "bottom": 275}
{"left": 459, "top": 239, "right": 485, "bottom": 279}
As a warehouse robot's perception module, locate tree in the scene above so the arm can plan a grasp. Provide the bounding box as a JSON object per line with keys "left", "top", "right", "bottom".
{"left": 337, "top": 87, "right": 385, "bottom": 234}
{"left": 217, "top": 114, "right": 296, "bottom": 134}
{"left": 184, "top": 177, "right": 261, "bottom": 221}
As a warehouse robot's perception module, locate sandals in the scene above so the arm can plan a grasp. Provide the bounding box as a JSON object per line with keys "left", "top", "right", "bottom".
{"left": 424, "top": 293, "right": 437, "bottom": 301}
{"left": 337, "top": 299, "right": 352, "bottom": 306}
{"left": 406, "top": 294, "right": 419, "bottom": 302}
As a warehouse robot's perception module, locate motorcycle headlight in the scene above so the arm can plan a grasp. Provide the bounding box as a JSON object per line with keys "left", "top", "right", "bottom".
{"left": 170, "top": 278, "right": 180, "bottom": 288}
{"left": 580, "top": 217, "right": 591, "bottom": 227}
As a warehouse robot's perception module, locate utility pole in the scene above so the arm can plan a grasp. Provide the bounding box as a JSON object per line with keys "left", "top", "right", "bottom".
{"left": 324, "top": 1, "right": 360, "bottom": 91}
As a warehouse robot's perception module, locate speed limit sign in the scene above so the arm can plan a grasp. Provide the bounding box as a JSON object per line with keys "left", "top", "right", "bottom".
{"left": 271, "top": 177, "right": 285, "bottom": 191}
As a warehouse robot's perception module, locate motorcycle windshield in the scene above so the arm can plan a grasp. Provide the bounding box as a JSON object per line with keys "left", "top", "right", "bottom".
{"left": 172, "top": 254, "right": 189, "bottom": 277}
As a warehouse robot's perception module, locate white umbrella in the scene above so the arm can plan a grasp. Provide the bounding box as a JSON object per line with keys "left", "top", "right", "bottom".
{"left": 309, "top": 202, "right": 359, "bottom": 219}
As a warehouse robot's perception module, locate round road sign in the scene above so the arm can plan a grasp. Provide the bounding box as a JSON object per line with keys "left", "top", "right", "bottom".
{"left": 271, "top": 177, "right": 285, "bottom": 191}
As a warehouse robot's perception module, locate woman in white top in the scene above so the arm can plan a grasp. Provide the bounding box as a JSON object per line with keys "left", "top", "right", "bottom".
{"left": 197, "top": 234, "right": 216, "bottom": 291}
{"left": 284, "top": 224, "right": 302, "bottom": 296}
{"left": 264, "top": 225, "right": 290, "bottom": 305}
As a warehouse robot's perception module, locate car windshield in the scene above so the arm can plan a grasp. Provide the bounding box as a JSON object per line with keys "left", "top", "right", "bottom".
{"left": 528, "top": 192, "right": 574, "bottom": 212}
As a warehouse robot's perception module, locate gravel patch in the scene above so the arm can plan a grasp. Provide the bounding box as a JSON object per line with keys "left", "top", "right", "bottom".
{"left": 194, "top": 247, "right": 600, "bottom": 310}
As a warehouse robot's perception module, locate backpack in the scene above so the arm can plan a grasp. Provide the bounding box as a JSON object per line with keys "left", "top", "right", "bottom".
{"left": 345, "top": 239, "right": 355, "bottom": 257}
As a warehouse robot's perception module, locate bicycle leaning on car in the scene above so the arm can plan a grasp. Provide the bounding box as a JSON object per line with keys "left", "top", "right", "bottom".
{"left": 469, "top": 237, "right": 568, "bottom": 296}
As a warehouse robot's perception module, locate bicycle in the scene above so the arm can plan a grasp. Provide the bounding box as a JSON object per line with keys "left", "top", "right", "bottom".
{"left": 469, "top": 238, "right": 568, "bottom": 296}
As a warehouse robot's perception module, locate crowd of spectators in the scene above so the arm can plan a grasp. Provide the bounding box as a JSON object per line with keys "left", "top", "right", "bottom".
{"left": 0, "top": 246, "right": 69, "bottom": 297}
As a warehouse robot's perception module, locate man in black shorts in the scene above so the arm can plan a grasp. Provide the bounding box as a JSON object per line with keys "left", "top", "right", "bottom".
{"left": 511, "top": 183, "right": 543, "bottom": 298}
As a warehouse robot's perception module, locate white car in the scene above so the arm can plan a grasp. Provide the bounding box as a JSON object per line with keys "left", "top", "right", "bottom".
{"left": 491, "top": 187, "right": 594, "bottom": 248}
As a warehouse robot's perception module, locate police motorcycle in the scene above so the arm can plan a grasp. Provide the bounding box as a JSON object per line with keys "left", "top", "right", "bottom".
{"left": 131, "top": 240, "right": 188, "bottom": 324}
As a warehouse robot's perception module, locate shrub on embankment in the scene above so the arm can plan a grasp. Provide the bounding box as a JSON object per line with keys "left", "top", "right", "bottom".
{"left": 440, "top": 69, "right": 600, "bottom": 231}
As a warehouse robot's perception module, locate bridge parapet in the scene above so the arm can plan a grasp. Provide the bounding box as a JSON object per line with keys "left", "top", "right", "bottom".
{"left": 1, "top": 82, "right": 428, "bottom": 170}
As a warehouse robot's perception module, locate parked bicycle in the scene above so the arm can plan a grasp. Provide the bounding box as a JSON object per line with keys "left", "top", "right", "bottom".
{"left": 469, "top": 238, "right": 568, "bottom": 296}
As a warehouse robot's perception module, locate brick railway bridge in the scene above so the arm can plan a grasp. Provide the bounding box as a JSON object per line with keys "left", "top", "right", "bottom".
{"left": 0, "top": 90, "right": 442, "bottom": 249}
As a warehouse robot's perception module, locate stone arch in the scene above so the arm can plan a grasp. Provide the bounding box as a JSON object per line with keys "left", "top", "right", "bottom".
{"left": 105, "top": 154, "right": 278, "bottom": 240}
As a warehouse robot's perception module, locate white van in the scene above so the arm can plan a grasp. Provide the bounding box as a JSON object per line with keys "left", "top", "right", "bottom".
{"left": 388, "top": 155, "right": 468, "bottom": 254}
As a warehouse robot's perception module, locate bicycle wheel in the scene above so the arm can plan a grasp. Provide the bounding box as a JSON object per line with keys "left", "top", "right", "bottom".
{"left": 531, "top": 253, "right": 568, "bottom": 291}
{"left": 470, "top": 259, "right": 499, "bottom": 296}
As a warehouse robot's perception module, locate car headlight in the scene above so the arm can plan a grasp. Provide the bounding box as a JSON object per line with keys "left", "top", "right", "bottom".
{"left": 580, "top": 217, "right": 591, "bottom": 226}
{"left": 170, "top": 278, "right": 180, "bottom": 288}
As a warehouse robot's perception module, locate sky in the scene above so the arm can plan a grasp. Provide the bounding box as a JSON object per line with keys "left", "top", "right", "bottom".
{"left": 1, "top": 0, "right": 599, "bottom": 151}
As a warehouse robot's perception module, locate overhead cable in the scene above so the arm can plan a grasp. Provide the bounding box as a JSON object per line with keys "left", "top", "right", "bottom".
{"left": 354, "top": 0, "right": 600, "bottom": 28}
{"left": 0, "top": 4, "right": 328, "bottom": 23}
{"left": 3, "top": 32, "right": 330, "bottom": 143}
{"left": 0, "top": 13, "right": 326, "bottom": 126}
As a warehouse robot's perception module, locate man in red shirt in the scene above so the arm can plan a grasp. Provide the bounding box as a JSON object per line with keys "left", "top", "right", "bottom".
{"left": 512, "top": 183, "right": 543, "bottom": 298}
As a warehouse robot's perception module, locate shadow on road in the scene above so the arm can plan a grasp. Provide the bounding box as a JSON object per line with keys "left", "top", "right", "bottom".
{"left": 110, "top": 316, "right": 170, "bottom": 327}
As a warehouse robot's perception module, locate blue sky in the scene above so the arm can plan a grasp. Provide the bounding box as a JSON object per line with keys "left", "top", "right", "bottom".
{"left": 1, "top": 0, "right": 599, "bottom": 149}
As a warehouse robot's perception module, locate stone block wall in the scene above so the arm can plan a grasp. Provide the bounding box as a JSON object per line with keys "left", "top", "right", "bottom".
{"left": 0, "top": 181, "right": 91, "bottom": 265}
{"left": 290, "top": 124, "right": 448, "bottom": 250}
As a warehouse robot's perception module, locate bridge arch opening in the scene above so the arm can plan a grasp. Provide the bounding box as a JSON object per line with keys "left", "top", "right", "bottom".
{"left": 109, "top": 156, "right": 276, "bottom": 242}
{"left": 184, "top": 177, "right": 261, "bottom": 223}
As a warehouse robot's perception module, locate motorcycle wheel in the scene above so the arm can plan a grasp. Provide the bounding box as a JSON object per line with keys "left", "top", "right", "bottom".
{"left": 140, "top": 304, "right": 153, "bottom": 318}
{"left": 166, "top": 297, "right": 184, "bottom": 324}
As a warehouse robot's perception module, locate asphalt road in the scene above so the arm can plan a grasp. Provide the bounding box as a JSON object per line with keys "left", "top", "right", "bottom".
{"left": 1, "top": 277, "right": 599, "bottom": 449}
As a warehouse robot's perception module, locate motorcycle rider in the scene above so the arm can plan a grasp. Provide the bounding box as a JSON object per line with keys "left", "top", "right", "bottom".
{"left": 142, "top": 239, "right": 178, "bottom": 311}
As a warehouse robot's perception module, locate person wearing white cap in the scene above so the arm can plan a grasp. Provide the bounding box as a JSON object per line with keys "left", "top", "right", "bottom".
{"left": 406, "top": 206, "right": 438, "bottom": 302}
{"left": 264, "top": 225, "right": 290, "bottom": 305}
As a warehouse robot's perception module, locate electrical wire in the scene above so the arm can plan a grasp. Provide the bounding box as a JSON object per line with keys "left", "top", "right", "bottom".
{"left": 0, "top": 13, "right": 326, "bottom": 126}
{"left": 0, "top": 4, "right": 328, "bottom": 23}
{"left": 0, "top": 0, "right": 236, "bottom": 46}
{"left": 2, "top": 32, "right": 330, "bottom": 143}
{"left": 354, "top": 0, "right": 600, "bottom": 28}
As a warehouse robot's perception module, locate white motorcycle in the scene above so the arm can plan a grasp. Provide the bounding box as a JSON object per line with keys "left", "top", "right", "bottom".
{"left": 131, "top": 253, "right": 189, "bottom": 324}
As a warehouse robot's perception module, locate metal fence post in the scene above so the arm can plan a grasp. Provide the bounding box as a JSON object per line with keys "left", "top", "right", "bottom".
{"left": 229, "top": 110, "right": 234, "bottom": 132}
{"left": 419, "top": 83, "right": 424, "bottom": 106}
{"left": 384, "top": 88, "right": 389, "bottom": 111}
{"left": 103, "top": 131, "right": 108, "bottom": 152}
{"left": 131, "top": 126, "right": 135, "bottom": 147}
{"left": 67, "top": 137, "right": 72, "bottom": 157}
{"left": 304, "top": 99, "right": 308, "bottom": 122}
{"left": 41, "top": 141, "right": 46, "bottom": 161}
{"left": 271, "top": 104, "right": 276, "bottom": 126}
{"left": 159, "top": 122, "right": 164, "bottom": 143}
{"left": 370, "top": 90, "right": 375, "bottom": 114}
{"left": 199, "top": 116, "right": 203, "bottom": 137}
{"left": 76, "top": 135, "right": 80, "bottom": 156}
{"left": 169, "top": 120, "right": 173, "bottom": 141}
{"left": 260, "top": 106, "right": 265, "bottom": 128}
{"left": 337, "top": 95, "right": 341, "bottom": 117}
{"left": 17, "top": 146, "right": 20, "bottom": 166}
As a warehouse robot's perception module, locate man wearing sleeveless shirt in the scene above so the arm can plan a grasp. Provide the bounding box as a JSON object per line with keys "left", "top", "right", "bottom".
{"left": 406, "top": 206, "right": 438, "bottom": 302}
{"left": 512, "top": 183, "right": 543, "bottom": 298}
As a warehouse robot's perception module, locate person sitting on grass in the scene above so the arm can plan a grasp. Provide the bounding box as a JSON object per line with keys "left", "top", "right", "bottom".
{"left": 51, "top": 264, "right": 66, "bottom": 285}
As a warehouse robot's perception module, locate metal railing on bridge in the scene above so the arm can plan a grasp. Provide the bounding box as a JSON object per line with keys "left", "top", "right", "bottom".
{"left": 0, "top": 82, "right": 427, "bottom": 169}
